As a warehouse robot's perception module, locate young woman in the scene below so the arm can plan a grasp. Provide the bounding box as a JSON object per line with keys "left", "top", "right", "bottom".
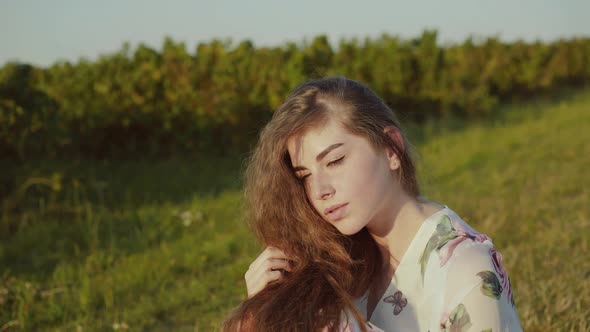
{"left": 223, "top": 77, "right": 522, "bottom": 331}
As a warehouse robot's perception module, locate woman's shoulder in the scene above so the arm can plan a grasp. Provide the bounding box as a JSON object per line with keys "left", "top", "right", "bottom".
{"left": 420, "top": 207, "right": 505, "bottom": 279}
{"left": 421, "top": 207, "right": 514, "bottom": 297}
{"left": 445, "top": 208, "right": 499, "bottom": 263}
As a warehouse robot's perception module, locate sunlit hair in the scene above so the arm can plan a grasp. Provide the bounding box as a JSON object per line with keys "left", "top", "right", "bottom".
{"left": 223, "top": 77, "right": 419, "bottom": 331}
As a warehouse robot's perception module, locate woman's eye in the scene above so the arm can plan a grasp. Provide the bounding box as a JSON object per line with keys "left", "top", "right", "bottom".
{"left": 327, "top": 156, "right": 345, "bottom": 167}
{"left": 298, "top": 174, "right": 310, "bottom": 182}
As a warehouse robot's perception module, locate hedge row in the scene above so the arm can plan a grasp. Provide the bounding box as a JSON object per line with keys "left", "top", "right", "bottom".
{"left": 1, "top": 31, "right": 589, "bottom": 159}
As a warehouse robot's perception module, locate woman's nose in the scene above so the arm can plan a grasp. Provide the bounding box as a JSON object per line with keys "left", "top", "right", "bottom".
{"left": 313, "top": 173, "right": 335, "bottom": 200}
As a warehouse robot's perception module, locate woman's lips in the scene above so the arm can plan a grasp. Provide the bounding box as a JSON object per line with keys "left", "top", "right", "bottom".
{"left": 324, "top": 203, "right": 349, "bottom": 222}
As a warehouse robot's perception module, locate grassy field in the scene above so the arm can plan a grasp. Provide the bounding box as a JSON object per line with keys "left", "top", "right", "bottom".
{"left": 1, "top": 90, "right": 589, "bottom": 331}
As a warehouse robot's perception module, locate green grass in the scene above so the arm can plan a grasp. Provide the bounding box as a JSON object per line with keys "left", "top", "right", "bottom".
{"left": 1, "top": 90, "right": 589, "bottom": 331}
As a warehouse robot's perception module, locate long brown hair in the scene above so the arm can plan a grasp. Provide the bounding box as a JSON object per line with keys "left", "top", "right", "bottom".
{"left": 223, "top": 77, "right": 419, "bottom": 331}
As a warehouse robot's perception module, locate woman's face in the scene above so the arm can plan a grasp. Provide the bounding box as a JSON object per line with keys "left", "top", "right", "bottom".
{"left": 287, "top": 118, "right": 402, "bottom": 235}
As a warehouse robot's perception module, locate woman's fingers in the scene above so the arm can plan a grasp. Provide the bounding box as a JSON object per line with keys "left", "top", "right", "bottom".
{"left": 247, "top": 258, "right": 292, "bottom": 284}
{"left": 245, "top": 247, "right": 293, "bottom": 298}
{"left": 246, "top": 268, "right": 283, "bottom": 297}
{"left": 267, "top": 258, "right": 292, "bottom": 272}
{"left": 263, "top": 270, "right": 283, "bottom": 284}
{"left": 247, "top": 248, "right": 289, "bottom": 276}
{"left": 246, "top": 270, "right": 282, "bottom": 298}
{"left": 249, "top": 247, "right": 289, "bottom": 271}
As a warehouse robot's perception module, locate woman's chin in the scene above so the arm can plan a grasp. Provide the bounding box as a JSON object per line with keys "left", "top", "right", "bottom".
{"left": 335, "top": 223, "right": 364, "bottom": 236}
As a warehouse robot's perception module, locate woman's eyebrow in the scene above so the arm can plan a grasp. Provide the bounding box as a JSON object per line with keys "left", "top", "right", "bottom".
{"left": 292, "top": 143, "right": 344, "bottom": 171}
{"left": 316, "top": 143, "right": 344, "bottom": 162}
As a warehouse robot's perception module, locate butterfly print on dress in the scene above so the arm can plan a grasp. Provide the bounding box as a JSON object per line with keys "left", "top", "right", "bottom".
{"left": 383, "top": 290, "right": 408, "bottom": 316}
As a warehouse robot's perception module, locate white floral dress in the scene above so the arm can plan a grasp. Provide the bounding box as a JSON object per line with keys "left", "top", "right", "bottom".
{"left": 342, "top": 206, "right": 522, "bottom": 332}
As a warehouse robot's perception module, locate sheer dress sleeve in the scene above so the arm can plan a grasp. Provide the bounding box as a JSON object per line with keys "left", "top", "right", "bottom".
{"left": 438, "top": 241, "right": 522, "bottom": 332}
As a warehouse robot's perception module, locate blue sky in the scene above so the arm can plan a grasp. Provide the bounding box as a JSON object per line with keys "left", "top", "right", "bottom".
{"left": 1, "top": 0, "right": 589, "bottom": 67}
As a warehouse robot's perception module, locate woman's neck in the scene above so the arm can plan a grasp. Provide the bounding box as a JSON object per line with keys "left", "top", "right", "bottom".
{"left": 363, "top": 195, "right": 443, "bottom": 320}
{"left": 367, "top": 194, "right": 441, "bottom": 271}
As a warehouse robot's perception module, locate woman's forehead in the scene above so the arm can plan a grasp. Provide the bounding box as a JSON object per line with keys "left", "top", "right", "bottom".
{"left": 288, "top": 118, "right": 347, "bottom": 146}
{"left": 287, "top": 119, "right": 360, "bottom": 165}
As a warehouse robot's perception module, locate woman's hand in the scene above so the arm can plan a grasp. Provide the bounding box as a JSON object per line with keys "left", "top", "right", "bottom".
{"left": 245, "top": 246, "right": 293, "bottom": 298}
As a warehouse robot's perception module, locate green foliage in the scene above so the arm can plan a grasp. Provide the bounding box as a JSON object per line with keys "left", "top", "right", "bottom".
{"left": 1, "top": 33, "right": 589, "bottom": 160}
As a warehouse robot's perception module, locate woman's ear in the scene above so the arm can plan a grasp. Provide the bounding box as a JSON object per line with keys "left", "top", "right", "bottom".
{"left": 383, "top": 126, "right": 404, "bottom": 171}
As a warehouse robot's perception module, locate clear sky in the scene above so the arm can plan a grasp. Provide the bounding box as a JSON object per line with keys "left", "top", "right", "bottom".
{"left": 1, "top": 0, "right": 589, "bottom": 67}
